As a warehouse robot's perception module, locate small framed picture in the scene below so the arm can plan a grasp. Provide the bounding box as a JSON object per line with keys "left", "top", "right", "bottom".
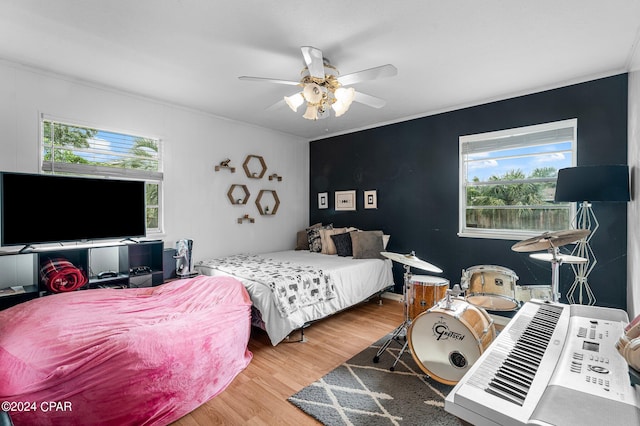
{"left": 364, "top": 190, "right": 377, "bottom": 209}
{"left": 335, "top": 190, "right": 356, "bottom": 211}
{"left": 318, "top": 192, "right": 328, "bottom": 209}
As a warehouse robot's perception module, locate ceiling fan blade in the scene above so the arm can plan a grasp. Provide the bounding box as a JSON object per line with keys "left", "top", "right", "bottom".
{"left": 238, "top": 76, "right": 300, "bottom": 86}
{"left": 301, "top": 46, "right": 325, "bottom": 79}
{"left": 266, "top": 99, "right": 286, "bottom": 111}
{"left": 337, "top": 64, "right": 397, "bottom": 86}
{"left": 353, "top": 91, "right": 387, "bottom": 109}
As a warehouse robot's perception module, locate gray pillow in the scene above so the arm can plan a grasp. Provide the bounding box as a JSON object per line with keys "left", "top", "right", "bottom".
{"left": 350, "top": 230, "right": 385, "bottom": 259}
{"left": 296, "top": 223, "right": 321, "bottom": 250}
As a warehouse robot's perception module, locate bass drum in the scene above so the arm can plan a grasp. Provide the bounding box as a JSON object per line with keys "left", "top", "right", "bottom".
{"left": 408, "top": 297, "right": 496, "bottom": 385}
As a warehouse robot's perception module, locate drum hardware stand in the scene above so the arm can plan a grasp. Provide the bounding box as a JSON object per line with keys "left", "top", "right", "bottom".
{"left": 374, "top": 250, "right": 443, "bottom": 371}
{"left": 373, "top": 262, "right": 413, "bottom": 371}
{"left": 511, "top": 229, "right": 590, "bottom": 304}
{"left": 443, "top": 284, "right": 464, "bottom": 310}
{"left": 534, "top": 246, "right": 588, "bottom": 303}
{"left": 548, "top": 246, "right": 562, "bottom": 303}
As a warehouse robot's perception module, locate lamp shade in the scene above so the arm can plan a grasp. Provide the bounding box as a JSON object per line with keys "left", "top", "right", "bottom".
{"left": 302, "top": 104, "right": 318, "bottom": 120}
{"left": 284, "top": 93, "right": 304, "bottom": 112}
{"left": 554, "top": 165, "right": 630, "bottom": 202}
{"left": 303, "top": 83, "right": 323, "bottom": 103}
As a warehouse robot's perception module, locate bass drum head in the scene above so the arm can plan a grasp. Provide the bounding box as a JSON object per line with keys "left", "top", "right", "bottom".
{"left": 408, "top": 298, "right": 493, "bottom": 385}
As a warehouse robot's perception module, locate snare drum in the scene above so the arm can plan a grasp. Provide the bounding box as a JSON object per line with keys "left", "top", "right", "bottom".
{"left": 462, "top": 265, "right": 519, "bottom": 311}
{"left": 408, "top": 297, "right": 496, "bottom": 385}
{"left": 516, "top": 285, "right": 552, "bottom": 304}
{"left": 408, "top": 275, "right": 449, "bottom": 320}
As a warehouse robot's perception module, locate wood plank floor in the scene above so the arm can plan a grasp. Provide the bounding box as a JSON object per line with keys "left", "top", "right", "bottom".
{"left": 171, "top": 297, "right": 404, "bottom": 425}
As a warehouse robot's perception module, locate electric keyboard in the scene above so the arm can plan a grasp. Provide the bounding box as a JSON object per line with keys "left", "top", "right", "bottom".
{"left": 444, "top": 299, "right": 640, "bottom": 425}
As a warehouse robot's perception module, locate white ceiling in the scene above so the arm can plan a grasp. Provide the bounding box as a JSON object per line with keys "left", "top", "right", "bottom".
{"left": 1, "top": 0, "right": 640, "bottom": 140}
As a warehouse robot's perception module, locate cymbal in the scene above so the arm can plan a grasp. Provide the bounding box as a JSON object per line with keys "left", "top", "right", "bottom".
{"left": 529, "top": 253, "right": 588, "bottom": 264}
{"left": 380, "top": 251, "right": 443, "bottom": 273}
{"left": 511, "top": 229, "right": 590, "bottom": 253}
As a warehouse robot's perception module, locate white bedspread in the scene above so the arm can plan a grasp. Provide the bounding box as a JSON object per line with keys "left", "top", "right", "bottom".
{"left": 196, "top": 251, "right": 394, "bottom": 345}
{"left": 194, "top": 253, "right": 337, "bottom": 318}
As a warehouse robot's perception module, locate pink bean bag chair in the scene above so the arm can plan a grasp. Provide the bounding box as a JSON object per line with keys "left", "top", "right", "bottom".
{"left": 0, "top": 275, "right": 252, "bottom": 425}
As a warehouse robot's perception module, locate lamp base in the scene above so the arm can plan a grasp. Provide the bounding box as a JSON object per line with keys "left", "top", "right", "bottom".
{"left": 567, "top": 201, "right": 598, "bottom": 305}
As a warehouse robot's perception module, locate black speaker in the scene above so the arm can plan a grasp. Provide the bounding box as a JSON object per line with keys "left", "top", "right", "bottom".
{"left": 129, "top": 274, "right": 152, "bottom": 288}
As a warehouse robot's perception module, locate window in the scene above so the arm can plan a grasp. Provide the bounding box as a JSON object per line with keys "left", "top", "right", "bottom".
{"left": 459, "top": 119, "right": 576, "bottom": 240}
{"left": 40, "top": 115, "right": 163, "bottom": 234}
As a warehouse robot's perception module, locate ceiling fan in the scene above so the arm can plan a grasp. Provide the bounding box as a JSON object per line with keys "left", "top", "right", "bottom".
{"left": 238, "top": 46, "right": 397, "bottom": 120}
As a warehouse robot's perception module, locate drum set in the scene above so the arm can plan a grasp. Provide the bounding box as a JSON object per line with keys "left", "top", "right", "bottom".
{"left": 373, "top": 229, "right": 589, "bottom": 385}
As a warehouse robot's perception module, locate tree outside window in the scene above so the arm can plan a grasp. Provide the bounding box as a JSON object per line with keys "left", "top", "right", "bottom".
{"left": 41, "top": 118, "right": 163, "bottom": 233}
{"left": 460, "top": 120, "right": 576, "bottom": 240}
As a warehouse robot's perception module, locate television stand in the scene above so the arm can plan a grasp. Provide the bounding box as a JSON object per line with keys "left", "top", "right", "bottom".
{"left": 0, "top": 240, "right": 164, "bottom": 310}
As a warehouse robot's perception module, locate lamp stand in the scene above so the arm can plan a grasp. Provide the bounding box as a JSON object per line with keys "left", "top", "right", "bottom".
{"left": 567, "top": 201, "right": 598, "bottom": 305}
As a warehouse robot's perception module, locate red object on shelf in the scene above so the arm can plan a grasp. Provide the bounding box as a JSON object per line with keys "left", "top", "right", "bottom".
{"left": 39, "top": 258, "right": 88, "bottom": 292}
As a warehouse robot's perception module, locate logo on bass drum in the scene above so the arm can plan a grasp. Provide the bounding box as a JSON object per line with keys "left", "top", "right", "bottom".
{"left": 432, "top": 317, "right": 465, "bottom": 341}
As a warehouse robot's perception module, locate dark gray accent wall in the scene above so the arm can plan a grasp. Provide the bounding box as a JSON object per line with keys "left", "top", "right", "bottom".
{"left": 310, "top": 74, "right": 628, "bottom": 310}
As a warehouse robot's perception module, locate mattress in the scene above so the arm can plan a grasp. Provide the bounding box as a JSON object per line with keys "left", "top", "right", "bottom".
{"left": 196, "top": 250, "right": 394, "bottom": 345}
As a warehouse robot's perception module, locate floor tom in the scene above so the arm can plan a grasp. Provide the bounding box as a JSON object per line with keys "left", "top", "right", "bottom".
{"left": 408, "top": 275, "right": 449, "bottom": 320}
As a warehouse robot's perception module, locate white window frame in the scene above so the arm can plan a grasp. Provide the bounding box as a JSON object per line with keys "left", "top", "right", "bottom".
{"left": 459, "top": 119, "right": 577, "bottom": 240}
{"left": 39, "top": 114, "right": 164, "bottom": 235}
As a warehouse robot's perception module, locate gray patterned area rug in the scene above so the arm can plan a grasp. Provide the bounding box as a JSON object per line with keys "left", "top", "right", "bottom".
{"left": 288, "top": 334, "right": 460, "bottom": 426}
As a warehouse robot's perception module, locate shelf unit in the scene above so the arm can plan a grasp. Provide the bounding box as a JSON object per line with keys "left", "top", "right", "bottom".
{"left": 0, "top": 240, "right": 164, "bottom": 310}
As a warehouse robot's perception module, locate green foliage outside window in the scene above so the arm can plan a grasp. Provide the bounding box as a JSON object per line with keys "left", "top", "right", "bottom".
{"left": 42, "top": 120, "right": 161, "bottom": 232}
{"left": 466, "top": 167, "right": 569, "bottom": 232}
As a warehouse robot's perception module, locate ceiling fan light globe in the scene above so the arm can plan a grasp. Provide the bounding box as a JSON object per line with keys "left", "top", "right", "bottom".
{"left": 303, "top": 104, "right": 318, "bottom": 120}
{"left": 334, "top": 87, "right": 355, "bottom": 107}
{"left": 332, "top": 100, "right": 349, "bottom": 117}
{"left": 303, "top": 83, "right": 323, "bottom": 103}
{"left": 284, "top": 93, "right": 304, "bottom": 112}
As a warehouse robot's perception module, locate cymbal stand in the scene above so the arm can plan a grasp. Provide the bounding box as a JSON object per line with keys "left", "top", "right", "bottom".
{"left": 373, "top": 262, "right": 413, "bottom": 371}
{"left": 548, "top": 246, "right": 562, "bottom": 302}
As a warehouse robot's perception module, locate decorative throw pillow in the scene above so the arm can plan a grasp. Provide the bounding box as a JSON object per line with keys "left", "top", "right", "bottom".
{"left": 320, "top": 227, "right": 347, "bottom": 255}
{"left": 296, "top": 223, "right": 321, "bottom": 250}
{"left": 383, "top": 234, "right": 391, "bottom": 249}
{"left": 351, "top": 230, "right": 385, "bottom": 259}
{"left": 307, "top": 224, "right": 333, "bottom": 253}
{"left": 331, "top": 232, "right": 353, "bottom": 257}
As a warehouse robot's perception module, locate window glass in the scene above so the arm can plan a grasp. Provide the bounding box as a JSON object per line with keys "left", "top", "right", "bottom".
{"left": 459, "top": 119, "right": 576, "bottom": 239}
{"left": 40, "top": 116, "right": 163, "bottom": 234}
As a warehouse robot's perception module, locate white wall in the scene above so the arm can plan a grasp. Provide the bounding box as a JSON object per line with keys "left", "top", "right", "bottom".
{"left": 0, "top": 60, "right": 309, "bottom": 262}
{"left": 628, "top": 69, "right": 640, "bottom": 318}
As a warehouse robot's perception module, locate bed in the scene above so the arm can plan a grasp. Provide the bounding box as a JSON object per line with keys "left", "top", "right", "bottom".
{"left": 0, "top": 275, "right": 252, "bottom": 426}
{"left": 196, "top": 249, "right": 394, "bottom": 346}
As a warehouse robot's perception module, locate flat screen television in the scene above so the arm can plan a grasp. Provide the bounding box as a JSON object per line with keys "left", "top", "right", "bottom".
{"left": 1, "top": 172, "right": 146, "bottom": 246}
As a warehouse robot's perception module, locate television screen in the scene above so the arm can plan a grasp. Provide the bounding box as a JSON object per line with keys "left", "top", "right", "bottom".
{"left": 1, "top": 172, "right": 146, "bottom": 246}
